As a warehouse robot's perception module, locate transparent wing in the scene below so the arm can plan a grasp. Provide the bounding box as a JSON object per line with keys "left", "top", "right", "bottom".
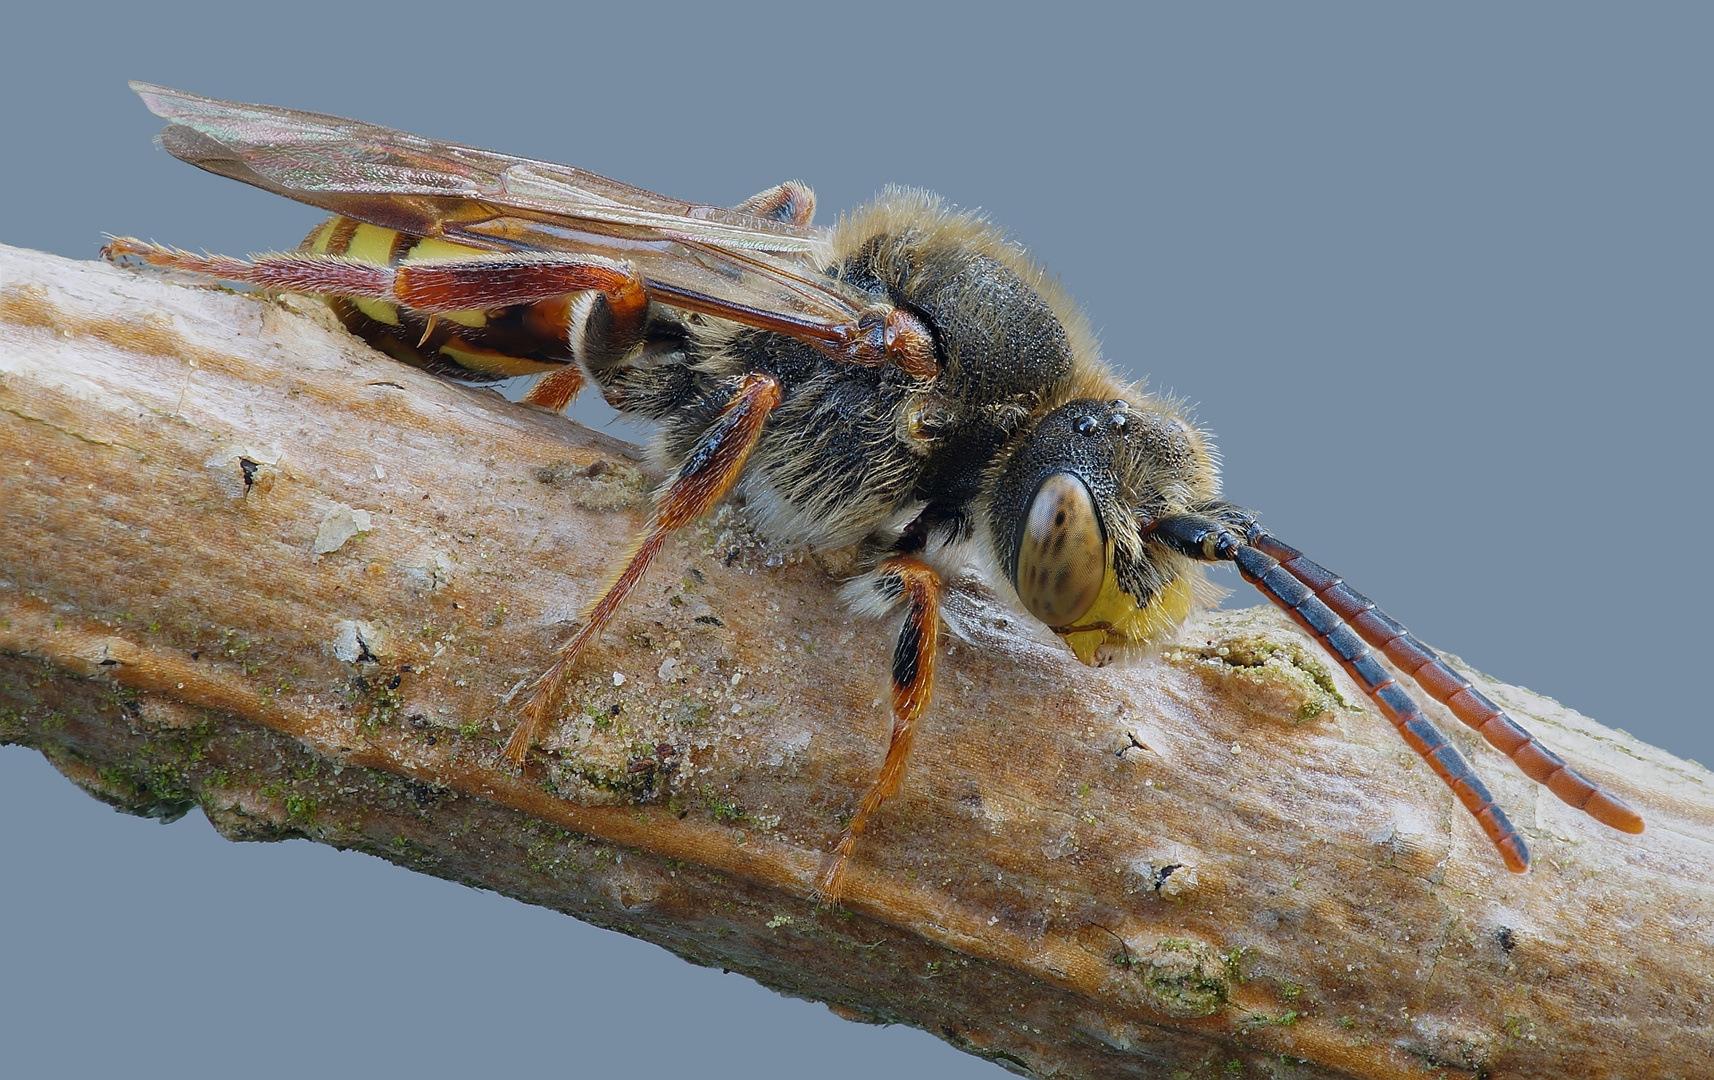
{"left": 131, "top": 82, "right": 871, "bottom": 341}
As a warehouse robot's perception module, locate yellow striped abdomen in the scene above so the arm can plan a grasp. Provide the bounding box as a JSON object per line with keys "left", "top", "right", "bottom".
{"left": 303, "top": 217, "right": 576, "bottom": 381}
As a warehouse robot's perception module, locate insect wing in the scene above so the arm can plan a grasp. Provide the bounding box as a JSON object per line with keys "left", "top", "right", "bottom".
{"left": 131, "top": 83, "right": 867, "bottom": 337}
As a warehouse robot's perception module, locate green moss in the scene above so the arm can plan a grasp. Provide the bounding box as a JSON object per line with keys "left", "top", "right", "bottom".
{"left": 86, "top": 763, "right": 196, "bottom": 822}
{"left": 1241, "top": 1009, "right": 1299, "bottom": 1031}
{"left": 347, "top": 670, "right": 408, "bottom": 731}
{"left": 584, "top": 700, "right": 614, "bottom": 731}
{"left": 705, "top": 794, "right": 746, "bottom": 823}
{"left": 677, "top": 694, "right": 711, "bottom": 727}
{"left": 1222, "top": 945, "right": 1255, "bottom": 984}
{"left": 284, "top": 791, "right": 317, "bottom": 822}
{"left": 552, "top": 752, "right": 661, "bottom": 800}
{"left": 1130, "top": 938, "right": 1231, "bottom": 1019}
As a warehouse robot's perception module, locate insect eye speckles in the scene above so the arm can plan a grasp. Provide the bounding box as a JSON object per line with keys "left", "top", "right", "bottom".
{"left": 1014, "top": 472, "right": 1107, "bottom": 628}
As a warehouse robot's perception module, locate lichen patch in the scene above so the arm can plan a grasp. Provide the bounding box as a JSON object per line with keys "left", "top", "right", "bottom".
{"left": 1166, "top": 629, "right": 1350, "bottom": 725}
{"left": 1103, "top": 936, "right": 1231, "bottom": 1018}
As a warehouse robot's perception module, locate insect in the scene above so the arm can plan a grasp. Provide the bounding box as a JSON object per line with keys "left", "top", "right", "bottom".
{"left": 107, "top": 83, "right": 1644, "bottom": 900}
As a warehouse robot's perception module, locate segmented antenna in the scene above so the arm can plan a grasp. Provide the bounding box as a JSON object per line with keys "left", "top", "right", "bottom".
{"left": 1242, "top": 531, "right": 1644, "bottom": 836}
{"left": 1149, "top": 507, "right": 1644, "bottom": 872}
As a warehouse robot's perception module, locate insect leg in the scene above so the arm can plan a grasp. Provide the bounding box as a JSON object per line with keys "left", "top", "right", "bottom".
{"left": 105, "top": 239, "right": 647, "bottom": 313}
{"left": 104, "top": 238, "right": 407, "bottom": 298}
{"left": 511, "top": 295, "right": 605, "bottom": 409}
{"left": 1151, "top": 513, "right": 1532, "bottom": 872}
{"left": 105, "top": 239, "right": 658, "bottom": 411}
{"left": 732, "top": 181, "right": 817, "bottom": 227}
{"left": 1244, "top": 529, "right": 1645, "bottom": 835}
{"left": 504, "top": 372, "right": 783, "bottom": 766}
{"left": 816, "top": 556, "right": 942, "bottom": 904}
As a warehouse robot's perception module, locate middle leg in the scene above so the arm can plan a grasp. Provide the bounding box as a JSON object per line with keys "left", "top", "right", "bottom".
{"left": 817, "top": 555, "right": 944, "bottom": 904}
{"left": 505, "top": 372, "right": 782, "bottom": 766}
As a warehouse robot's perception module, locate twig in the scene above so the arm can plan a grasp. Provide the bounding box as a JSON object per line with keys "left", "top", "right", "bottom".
{"left": 3, "top": 243, "right": 1710, "bottom": 1079}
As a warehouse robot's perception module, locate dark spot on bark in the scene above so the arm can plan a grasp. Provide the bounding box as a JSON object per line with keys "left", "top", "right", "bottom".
{"left": 404, "top": 781, "right": 445, "bottom": 808}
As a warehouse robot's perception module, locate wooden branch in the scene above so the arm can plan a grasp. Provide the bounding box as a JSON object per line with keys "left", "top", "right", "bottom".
{"left": 2, "top": 242, "right": 1710, "bottom": 1080}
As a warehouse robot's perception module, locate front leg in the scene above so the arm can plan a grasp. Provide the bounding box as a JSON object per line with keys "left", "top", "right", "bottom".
{"left": 817, "top": 555, "right": 943, "bottom": 904}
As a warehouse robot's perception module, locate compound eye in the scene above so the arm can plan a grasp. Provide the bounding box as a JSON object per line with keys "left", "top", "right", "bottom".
{"left": 1013, "top": 472, "right": 1107, "bottom": 628}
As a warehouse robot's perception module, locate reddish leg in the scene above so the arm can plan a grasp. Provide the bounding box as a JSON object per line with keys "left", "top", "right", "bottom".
{"left": 733, "top": 181, "right": 817, "bottom": 227}
{"left": 105, "top": 234, "right": 939, "bottom": 378}
{"left": 104, "top": 237, "right": 647, "bottom": 325}
{"left": 106, "top": 238, "right": 652, "bottom": 414}
{"left": 816, "top": 556, "right": 943, "bottom": 904}
{"left": 503, "top": 373, "right": 782, "bottom": 766}
{"left": 520, "top": 365, "right": 587, "bottom": 411}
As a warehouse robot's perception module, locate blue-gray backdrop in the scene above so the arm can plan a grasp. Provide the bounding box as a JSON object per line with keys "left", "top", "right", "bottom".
{"left": 2, "top": 4, "right": 1708, "bottom": 1077}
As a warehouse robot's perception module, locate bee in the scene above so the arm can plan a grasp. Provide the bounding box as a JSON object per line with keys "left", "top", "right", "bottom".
{"left": 107, "top": 83, "right": 1644, "bottom": 900}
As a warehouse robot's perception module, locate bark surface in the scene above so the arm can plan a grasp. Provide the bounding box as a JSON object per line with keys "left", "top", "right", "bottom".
{"left": 2, "top": 244, "right": 1710, "bottom": 1080}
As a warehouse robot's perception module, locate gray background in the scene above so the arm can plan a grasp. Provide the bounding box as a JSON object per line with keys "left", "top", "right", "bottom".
{"left": 2, "top": 4, "right": 1708, "bottom": 1077}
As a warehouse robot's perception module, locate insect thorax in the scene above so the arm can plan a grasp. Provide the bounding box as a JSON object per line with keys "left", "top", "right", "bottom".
{"left": 657, "top": 209, "right": 1084, "bottom": 552}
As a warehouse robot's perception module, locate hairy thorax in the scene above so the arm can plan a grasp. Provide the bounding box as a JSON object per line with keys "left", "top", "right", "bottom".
{"left": 655, "top": 194, "right": 1099, "bottom": 552}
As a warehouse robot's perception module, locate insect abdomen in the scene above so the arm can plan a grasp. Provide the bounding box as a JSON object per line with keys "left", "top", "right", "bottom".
{"left": 304, "top": 217, "right": 576, "bottom": 382}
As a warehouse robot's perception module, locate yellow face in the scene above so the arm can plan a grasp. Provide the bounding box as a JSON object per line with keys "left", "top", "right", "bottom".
{"left": 1056, "top": 559, "right": 1198, "bottom": 665}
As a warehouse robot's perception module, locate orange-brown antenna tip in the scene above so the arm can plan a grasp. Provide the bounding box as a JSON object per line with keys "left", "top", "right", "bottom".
{"left": 1587, "top": 791, "right": 1646, "bottom": 834}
